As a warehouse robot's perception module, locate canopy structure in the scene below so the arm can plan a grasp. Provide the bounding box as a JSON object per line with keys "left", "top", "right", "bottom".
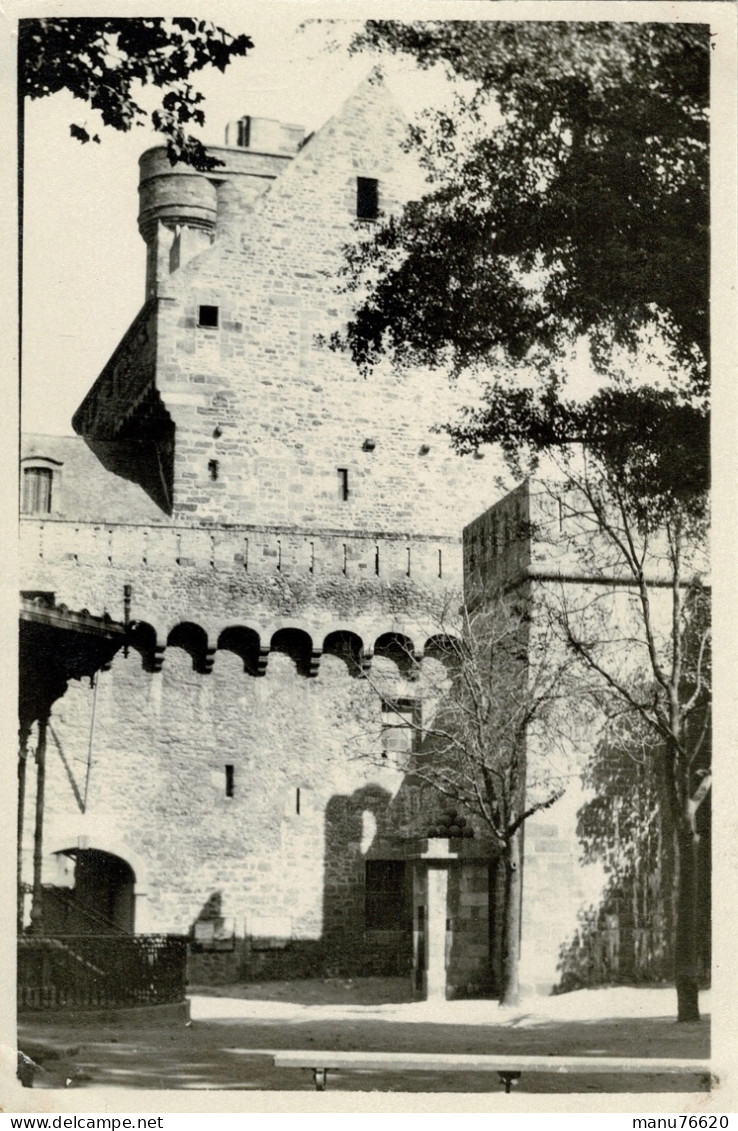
{"left": 20, "top": 591, "right": 126, "bottom": 728}
{"left": 19, "top": 592, "right": 127, "bottom": 933}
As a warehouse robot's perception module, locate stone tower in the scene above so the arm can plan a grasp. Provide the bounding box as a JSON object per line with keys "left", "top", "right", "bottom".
{"left": 19, "top": 74, "right": 507, "bottom": 990}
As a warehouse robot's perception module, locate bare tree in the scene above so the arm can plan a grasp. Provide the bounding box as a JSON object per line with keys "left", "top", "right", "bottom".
{"left": 528, "top": 464, "right": 711, "bottom": 1022}
{"left": 347, "top": 592, "right": 580, "bottom": 1006}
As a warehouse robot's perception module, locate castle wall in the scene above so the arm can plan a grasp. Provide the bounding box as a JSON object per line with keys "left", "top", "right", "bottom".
{"left": 21, "top": 518, "right": 461, "bottom": 615}
{"left": 20, "top": 580, "right": 470, "bottom": 979}
{"left": 20, "top": 489, "right": 480, "bottom": 980}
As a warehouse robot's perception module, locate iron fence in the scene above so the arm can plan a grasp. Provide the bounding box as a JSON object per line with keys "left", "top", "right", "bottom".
{"left": 18, "top": 934, "right": 188, "bottom": 1011}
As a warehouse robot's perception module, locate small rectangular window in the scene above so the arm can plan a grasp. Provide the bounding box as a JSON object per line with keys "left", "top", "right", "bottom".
{"left": 337, "top": 468, "right": 349, "bottom": 501}
{"left": 225, "top": 765, "right": 234, "bottom": 798}
{"left": 356, "top": 177, "right": 379, "bottom": 220}
{"left": 22, "top": 467, "right": 53, "bottom": 515}
{"left": 199, "top": 305, "right": 219, "bottom": 328}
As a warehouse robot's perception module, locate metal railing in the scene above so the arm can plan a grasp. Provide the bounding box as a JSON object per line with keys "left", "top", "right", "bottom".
{"left": 40, "top": 886, "right": 131, "bottom": 936}
{"left": 18, "top": 934, "right": 188, "bottom": 1010}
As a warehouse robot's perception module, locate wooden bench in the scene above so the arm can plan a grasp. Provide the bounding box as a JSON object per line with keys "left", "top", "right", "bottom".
{"left": 273, "top": 1051, "right": 711, "bottom": 1092}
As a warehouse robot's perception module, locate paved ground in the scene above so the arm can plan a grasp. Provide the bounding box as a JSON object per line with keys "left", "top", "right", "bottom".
{"left": 17, "top": 980, "right": 711, "bottom": 1095}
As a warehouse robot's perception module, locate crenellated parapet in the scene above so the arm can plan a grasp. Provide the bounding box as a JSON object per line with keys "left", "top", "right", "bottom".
{"left": 20, "top": 518, "right": 462, "bottom": 583}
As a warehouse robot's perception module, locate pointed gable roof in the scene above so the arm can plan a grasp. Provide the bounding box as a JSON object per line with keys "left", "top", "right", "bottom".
{"left": 256, "top": 68, "right": 420, "bottom": 212}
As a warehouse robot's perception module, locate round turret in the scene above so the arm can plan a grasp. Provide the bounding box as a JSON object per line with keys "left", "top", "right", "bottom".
{"left": 138, "top": 149, "right": 219, "bottom": 244}
{"left": 136, "top": 117, "right": 305, "bottom": 297}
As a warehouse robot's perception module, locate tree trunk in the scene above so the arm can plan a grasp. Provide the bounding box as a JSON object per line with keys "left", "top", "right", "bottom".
{"left": 500, "top": 828, "right": 522, "bottom": 1006}
{"left": 490, "top": 858, "right": 506, "bottom": 995}
{"left": 674, "top": 820, "right": 701, "bottom": 1022}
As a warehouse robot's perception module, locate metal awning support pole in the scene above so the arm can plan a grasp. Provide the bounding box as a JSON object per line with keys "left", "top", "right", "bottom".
{"left": 17, "top": 724, "right": 30, "bottom": 931}
{"left": 29, "top": 712, "right": 49, "bottom": 935}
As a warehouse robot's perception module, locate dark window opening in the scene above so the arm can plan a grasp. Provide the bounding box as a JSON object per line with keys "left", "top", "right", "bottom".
{"left": 237, "top": 116, "right": 251, "bottom": 148}
{"left": 356, "top": 177, "right": 379, "bottom": 220}
{"left": 22, "top": 467, "right": 53, "bottom": 514}
{"left": 296, "top": 787, "right": 301, "bottom": 815}
{"left": 337, "top": 468, "right": 349, "bottom": 501}
{"left": 199, "top": 305, "right": 219, "bottom": 329}
{"left": 208, "top": 459, "right": 219, "bottom": 481}
{"left": 225, "top": 765, "right": 234, "bottom": 798}
{"left": 365, "top": 860, "right": 407, "bottom": 930}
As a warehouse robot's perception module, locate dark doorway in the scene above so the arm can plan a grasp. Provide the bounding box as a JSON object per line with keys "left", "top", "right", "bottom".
{"left": 365, "top": 860, "right": 409, "bottom": 930}
{"left": 50, "top": 849, "right": 136, "bottom": 934}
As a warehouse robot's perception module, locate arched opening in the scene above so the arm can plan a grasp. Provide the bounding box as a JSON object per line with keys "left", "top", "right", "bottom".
{"left": 424, "top": 633, "right": 463, "bottom": 672}
{"left": 46, "top": 849, "right": 136, "bottom": 934}
{"left": 128, "top": 621, "right": 160, "bottom": 672}
{"left": 217, "top": 626, "right": 262, "bottom": 676}
{"left": 322, "top": 630, "right": 364, "bottom": 676}
{"left": 167, "top": 621, "right": 209, "bottom": 672}
{"left": 270, "top": 627, "right": 313, "bottom": 678}
{"left": 374, "top": 632, "right": 416, "bottom": 679}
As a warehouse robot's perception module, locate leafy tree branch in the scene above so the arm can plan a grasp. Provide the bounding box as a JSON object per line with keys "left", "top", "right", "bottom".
{"left": 19, "top": 18, "right": 253, "bottom": 169}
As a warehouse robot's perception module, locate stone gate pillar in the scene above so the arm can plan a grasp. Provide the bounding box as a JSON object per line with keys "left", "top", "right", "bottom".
{"left": 410, "top": 837, "right": 496, "bottom": 999}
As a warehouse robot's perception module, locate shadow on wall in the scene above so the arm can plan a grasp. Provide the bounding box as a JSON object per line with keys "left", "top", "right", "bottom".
{"left": 84, "top": 430, "right": 174, "bottom": 516}
{"left": 322, "top": 783, "right": 412, "bottom": 978}
{"left": 187, "top": 783, "right": 418, "bottom": 986}
{"left": 180, "top": 628, "right": 494, "bottom": 991}
{"left": 555, "top": 734, "right": 711, "bottom": 992}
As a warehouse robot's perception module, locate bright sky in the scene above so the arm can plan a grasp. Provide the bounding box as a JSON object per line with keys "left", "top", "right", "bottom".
{"left": 20, "top": 10, "right": 452, "bottom": 436}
